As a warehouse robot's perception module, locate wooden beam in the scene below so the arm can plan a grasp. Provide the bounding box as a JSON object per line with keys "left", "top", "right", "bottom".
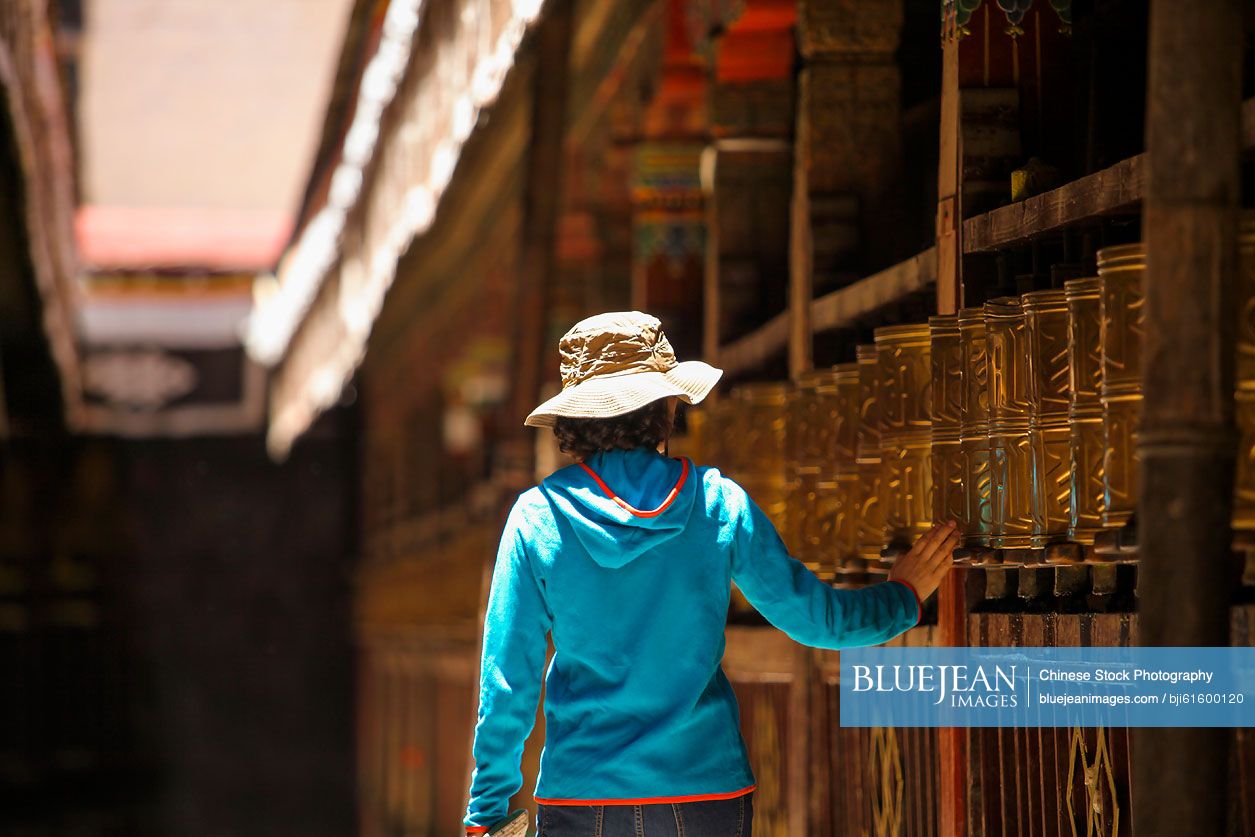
{"left": 964, "top": 97, "right": 1255, "bottom": 255}
{"left": 1134, "top": 0, "right": 1242, "bottom": 834}
{"left": 810, "top": 247, "right": 936, "bottom": 333}
{"left": 717, "top": 246, "right": 935, "bottom": 376}
{"left": 717, "top": 308, "right": 790, "bottom": 376}
{"left": 962, "top": 154, "right": 1144, "bottom": 253}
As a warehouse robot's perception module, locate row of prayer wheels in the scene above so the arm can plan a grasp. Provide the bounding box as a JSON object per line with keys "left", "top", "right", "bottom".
{"left": 693, "top": 233, "right": 1255, "bottom": 580}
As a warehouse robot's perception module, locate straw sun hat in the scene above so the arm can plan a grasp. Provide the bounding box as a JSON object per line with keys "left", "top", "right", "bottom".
{"left": 524, "top": 311, "right": 724, "bottom": 428}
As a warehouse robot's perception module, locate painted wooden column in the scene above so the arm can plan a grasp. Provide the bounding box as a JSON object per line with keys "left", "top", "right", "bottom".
{"left": 1135, "top": 0, "right": 1242, "bottom": 833}
{"left": 630, "top": 0, "right": 708, "bottom": 361}
{"left": 504, "top": 0, "right": 574, "bottom": 487}
{"left": 796, "top": 0, "right": 903, "bottom": 289}
{"left": 703, "top": 0, "right": 797, "bottom": 361}
{"left": 789, "top": 0, "right": 902, "bottom": 378}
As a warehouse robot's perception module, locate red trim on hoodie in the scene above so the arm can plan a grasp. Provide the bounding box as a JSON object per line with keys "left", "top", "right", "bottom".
{"left": 579, "top": 457, "right": 690, "bottom": 518}
{"left": 535, "top": 783, "right": 757, "bottom": 806}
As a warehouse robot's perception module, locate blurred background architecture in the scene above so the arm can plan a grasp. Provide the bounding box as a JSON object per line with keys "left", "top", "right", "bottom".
{"left": 2, "top": 0, "right": 1254, "bottom": 835}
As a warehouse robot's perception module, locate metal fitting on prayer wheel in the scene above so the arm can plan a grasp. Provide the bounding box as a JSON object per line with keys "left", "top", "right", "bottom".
{"left": 1024, "top": 288, "right": 1072, "bottom": 545}
{"left": 985, "top": 298, "right": 1036, "bottom": 550}
{"left": 1065, "top": 277, "right": 1105, "bottom": 545}
{"left": 855, "top": 345, "right": 886, "bottom": 565}
{"left": 958, "top": 307, "right": 993, "bottom": 552}
{"left": 874, "top": 324, "right": 932, "bottom": 558}
{"left": 1236, "top": 216, "right": 1255, "bottom": 533}
{"left": 930, "top": 315, "right": 965, "bottom": 531}
{"left": 732, "top": 383, "right": 791, "bottom": 537}
{"left": 1097, "top": 243, "right": 1146, "bottom": 531}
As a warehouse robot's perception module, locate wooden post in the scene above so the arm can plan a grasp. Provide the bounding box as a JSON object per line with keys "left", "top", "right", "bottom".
{"left": 704, "top": 0, "right": 796, "bottom": 363}
{"left": 792, "top": 0, "right": 904, "bottom": 378}
{"left": 1135, "top": 0, "right": 1241, "bottom": 833}
{"left": 935, "top": 7, "right": 967, "bottom": 836}
{"left": 630, "top": 0, "right": 708, "bottom": 361}
{"left": 788, "top": 75, "right": 814, "bottom": 379}
{"left": 935, "top": 10, "right": 963, "bottom": 316}
{"left": 504, "top": 0, "right": 574, "bottom": 486}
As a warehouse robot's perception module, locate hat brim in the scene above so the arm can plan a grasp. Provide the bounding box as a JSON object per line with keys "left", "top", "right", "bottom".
{"left": 524, "top": 361, "right": 723, "bottom": 428}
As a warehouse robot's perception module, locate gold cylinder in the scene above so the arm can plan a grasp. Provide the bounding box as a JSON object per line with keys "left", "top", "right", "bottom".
{"left": 855, "top": 344, "right": 886, "bottom": 563}
{"left": 875, "top": 324, "right": 932, "bottom": 554}
{"left": 787, "top": 367, "right": 848, "bottom": 579}
{"left": 731, "top": 383, "right": 791, "bottom": 536}
{"left": 958, "top": 307, "right": 993, "bottom": 548}
{"left": 930, "top": 315, "right": 965, "bottom": 529}
{"left": 1236, "top": 217, "right": 1255, "bottom": 531}
{"left": 1024, "top": 288, "right": 1073, "bottom": 544}
{"left": 831, "top": 364, "right": 862, "bottom": 583}
{"left": 1065, "top": 277, "right": 1106, "bottom": 544}
{"left": 788, "top": 370, "right": 824, "bottom": 466}
{"left": 1097, "top": 243, "right": 1146, "bottom": 530}
{"left": 985, "top": 298, "right": 1036, "bottom": 549}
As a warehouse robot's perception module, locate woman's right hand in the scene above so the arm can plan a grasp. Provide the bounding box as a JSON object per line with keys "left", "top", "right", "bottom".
{"left": 888, "top": 521, "right": 959, "bottom": 602}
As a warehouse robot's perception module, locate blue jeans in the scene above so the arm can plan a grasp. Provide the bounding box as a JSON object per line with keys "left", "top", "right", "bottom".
{"left": 537, "top": 794, "right": 753, "bottom": 837}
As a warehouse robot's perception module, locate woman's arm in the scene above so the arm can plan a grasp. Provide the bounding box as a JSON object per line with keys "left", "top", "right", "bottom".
{"left": 464, "top": 501, "right": 553, "bottom": 832}
{"left": 726, "top": 480, "right": 955, "bottom": 649}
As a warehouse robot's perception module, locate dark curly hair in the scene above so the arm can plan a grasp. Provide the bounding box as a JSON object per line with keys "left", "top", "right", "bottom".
{"left": 553, "top": 399, "right": 675, "bottom": 461}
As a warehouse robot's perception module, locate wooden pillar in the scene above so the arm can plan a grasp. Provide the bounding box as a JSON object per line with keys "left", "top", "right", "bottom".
{"left": 504, "top": 0, "right": 574, "bottom": 486}
{"left": 935, "top": 6, "right": 968, "bottom": 835}
{"left": 791, "top": 0, "right": 902, "bottom": 378}
{"left": 630, "top": 0, "right": 708, "bottom": 360}
{"left": 704, "top": 0, "right": 797, "bottom": 359}
{"left": 1134, "top": 0, "right": 1241, "bottom": 833}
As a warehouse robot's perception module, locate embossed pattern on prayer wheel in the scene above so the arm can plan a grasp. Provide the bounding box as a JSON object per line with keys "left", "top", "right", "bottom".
{"left": 1233, "top": 216, "right": 1255, "bottom": 532}
{"left": 1097, "top": 243, "right": 1146, "bottom": 530}
{"left": 875, "top": 324, "right": 932, "bottom": 554}
{"left": 855, "top": 344, "right": 886, "bottom": 563}
{"left": 1065, "top": 277, "right": 1105, "bottom": 544}
{"left": 733, "top": 383, "right": 791, "bottom": 536}
{"left": 958, "top": 308, "right": 993, "bottom": 548}
{"left": 985, "top": 298, "right": 1036, "bottom": 549}
{"left": 930, "top": 315, "right": 965, "bottom": 529}
{"left": 1024, "top": 289, "right": 1072, "bottom": 544}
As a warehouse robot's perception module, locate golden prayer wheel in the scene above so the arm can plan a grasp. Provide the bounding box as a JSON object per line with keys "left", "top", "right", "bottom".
{"left": 958, "top": 307, "right": 994, "bottom": 551}
{"left": 786, "top": 369, "right": 835, "bottom": 577}
{"left": 930, "top": 315, "right": 965, "bottom": 528}
{"left": 1065, "top": 277, "right": 1105, "bottom": 544}
{"left": 855, "top": 344, "right": 887, "bottom": 565}
{"left": 1097, "top": 243, "right": 1146, "bottom": 530}
{"left": 1234, "top": 216, "right": 1255, "bottom": 532}
{"left": 874, "top": 324, "right": 932, "bottom": 556}
{"left": 787, "top": 371, "right": 825, "bottom": 466}
{"left": 985, "top": 298, "right": 1036, "bottom": 550}
{"left": 787, "top": 466, "right": 824, "bottom": 575}
{"left": 1024, "top": 288, "right": 1073, "bottom": 544}
{"left": 831, "top": 363, "right": 863, "bottom": 584}
{"left": 731, "top": 383, "right": 791, "bottom": 536}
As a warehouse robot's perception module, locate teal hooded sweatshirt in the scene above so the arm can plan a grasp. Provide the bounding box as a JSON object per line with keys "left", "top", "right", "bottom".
{"left": 464, "top": 447, "right": 921, "bottom": 830}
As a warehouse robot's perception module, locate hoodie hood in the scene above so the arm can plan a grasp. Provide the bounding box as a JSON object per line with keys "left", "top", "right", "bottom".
{"left": 540, "top": 448, "right": 697, "bottom": 568}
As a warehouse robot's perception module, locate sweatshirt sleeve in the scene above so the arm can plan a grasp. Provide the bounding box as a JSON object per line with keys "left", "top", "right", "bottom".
{"left": 726, "top": 479, "right": 920, "bottom": 649}
{"left": 465, "top": 501, "right": 553, "bottom": 830}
